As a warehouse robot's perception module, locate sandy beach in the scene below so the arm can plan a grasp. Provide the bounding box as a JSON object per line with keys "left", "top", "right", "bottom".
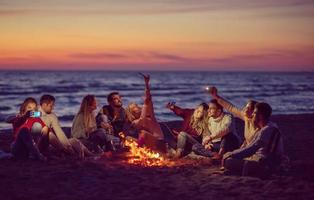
{"left": 1, "top": 113, "right": 314, "bottom": 200}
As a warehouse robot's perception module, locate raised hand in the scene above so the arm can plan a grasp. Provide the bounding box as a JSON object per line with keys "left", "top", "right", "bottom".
{"left": 207, "top": 86, "right": 218, "bottom": 98}
{"left": 166, "top": 101, "right": 176, "bottom": 110}
{"left": 139, "top": 72, "right": 150, "bottom": 84}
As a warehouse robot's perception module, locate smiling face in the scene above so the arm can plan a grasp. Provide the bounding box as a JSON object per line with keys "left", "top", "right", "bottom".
{"left": 252, "top": 107, "right": 261, "bottom": 128}
{"left": 243, "top": 101, "right": 255, "bottom": 118}
{"left": 194, "top": 105, "right": 205, "bottom": 120}
{"left": 208, "top": 103, "right": 222, "bottom": 118}
{"left": 110, "top": 94, "right": 123, "bottom": 108}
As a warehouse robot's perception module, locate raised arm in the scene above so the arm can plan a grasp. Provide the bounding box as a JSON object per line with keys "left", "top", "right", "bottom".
{"left": 208, "top": 86, "right": 244, "bottom": 120}
{"left": 140, "top": 73, "right": 152, "bottom": 104}
{"left": 166, "top": 103, "right": 193, "bottom": 119}
{"left": 139, "top": 73, "right": 154, "bottom": 119}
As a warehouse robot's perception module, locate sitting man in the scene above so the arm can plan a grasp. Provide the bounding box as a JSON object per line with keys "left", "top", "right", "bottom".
{"left": 193, "top": 99, "right": 239, "bottom": 159}
{"left": 208, "top": 86, "right": 259, "bottom": 148}
{"left": 97, "top": 92, "right": 128, "bottom": 138}
{"left": 39, "top": 94, "right": 74, "bottom": 154}
{"left": 39, "top": 94, "right": 95, "bottom": 158}
{"left": 222, "top": 102, "right": 285, "bottom": 178}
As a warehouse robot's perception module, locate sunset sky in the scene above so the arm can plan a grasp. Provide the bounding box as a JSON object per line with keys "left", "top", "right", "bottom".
{"left": 0, "top": 0, "right": 313, "bottom": 71}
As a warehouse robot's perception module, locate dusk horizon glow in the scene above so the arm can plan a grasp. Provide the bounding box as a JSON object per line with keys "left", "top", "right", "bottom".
{"left": 1, "top": 0, "right": 313, "bottom": 71}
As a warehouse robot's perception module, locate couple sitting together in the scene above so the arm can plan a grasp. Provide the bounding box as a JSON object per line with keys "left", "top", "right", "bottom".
{"left": 7, "top": 73, "right": 286, "bottom": 178}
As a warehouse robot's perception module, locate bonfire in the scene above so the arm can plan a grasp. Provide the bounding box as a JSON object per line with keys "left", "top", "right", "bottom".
{"left": 120, "top": 133, "right": 167, "bottom": 167}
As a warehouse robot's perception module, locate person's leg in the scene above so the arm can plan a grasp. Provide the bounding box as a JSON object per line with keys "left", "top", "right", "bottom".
{"left": 11, "top": 132, "right": 29, "bottom": 159}
{"left": 48, "top": 132, "right": 75, "bottom": 156}
{"left": 137, "top": 130, "right": 166, "bottom": 153}
{"left": 242, "top": 160, "right": 269, "bottom": 178}
{"left": 104, "top": 133, "right": 120, "bottom": 151}
{"left": 224, "top": 157, "right": 245, "bottom": 175}
{"left": 68, "top": 138, "right": 95, "bottom": 159}
{"left": 192, "top": 143, "right": 214, "bottom": 157}
{"left": 176, "top": 132, "right": 188, "bottom": 150}
{"left": 159, "top": 122, "right": 177, "bottom": 150}
{"left": 37, "top": 130, "right": 50, "bottom": 153}
{"left": 16, "top": 128, "right": 45, "bottom": 160}
{"left": 219, "top": 133, "right": 239, "bottom": 156}
{"left": 176, "top": 132, "right": 194, "bottom": 157}
{"left": 89, "top": 129, "right": 107, "bottom": 147}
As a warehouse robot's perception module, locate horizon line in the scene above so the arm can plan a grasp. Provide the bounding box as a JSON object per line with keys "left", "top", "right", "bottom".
{"left": 1, "top": 69, "right": 314, "bottom": 73}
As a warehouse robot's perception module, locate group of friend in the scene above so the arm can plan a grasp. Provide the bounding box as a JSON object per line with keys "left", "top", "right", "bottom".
{"left": 6, "top": 73, "right": 286, "bottom": 177}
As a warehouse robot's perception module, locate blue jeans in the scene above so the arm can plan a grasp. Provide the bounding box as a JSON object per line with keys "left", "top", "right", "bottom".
{"left": 192, "top": 132, "right": 239, "bottom": 157}
{"left": 11, "top": 127, "right": 44, "bottom": 160}
{"left": 88, "top": 129, "right": 120, "bottom": 151}
{"left": 177, "top": 132, "right": 201, "bottom": 150}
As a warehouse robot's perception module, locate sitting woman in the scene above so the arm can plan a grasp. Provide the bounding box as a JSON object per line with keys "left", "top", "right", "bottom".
{"left": 8, "top": 97, "right": 49, "bottom": 161}
{"left": 193, "top": 99, "right": 240, "bottom": 159}
{"left": 166, "top": 102, "right": 209, "bottom": 158}
{"left": 125, "top": 73, "right": 167, "bottom": 154}
{"left": 71, "top": 95, "right": 119, "bottom": 152}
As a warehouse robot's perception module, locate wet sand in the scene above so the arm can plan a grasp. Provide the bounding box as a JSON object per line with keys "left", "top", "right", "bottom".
{"left": 1, "top": 113, "right": 314, "bottom": 200}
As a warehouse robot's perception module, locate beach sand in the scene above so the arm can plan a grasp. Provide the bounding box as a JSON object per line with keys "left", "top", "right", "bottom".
{"left": 1, "top": 114, "right": 314, "bottom": 200}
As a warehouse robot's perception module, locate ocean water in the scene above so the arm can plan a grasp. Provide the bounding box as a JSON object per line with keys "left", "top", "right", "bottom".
{"left": 1, "top": 71, "right": 314, "bottom": 130}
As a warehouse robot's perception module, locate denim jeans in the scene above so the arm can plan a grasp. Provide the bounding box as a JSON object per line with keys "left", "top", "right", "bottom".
{"left": 177, "top": 131, "right": 202, "bottom": 151}
{"left": 11, "top": 127, "right": 43, "bottom": 160}
{"left": 159, "top": 122, "right": 177, "bottom": 149}
{"left": 88, "top": 128, "right": 120, "bottom": 151}
{"left": 192, "top": 132, "right": 239, "bottom": 157}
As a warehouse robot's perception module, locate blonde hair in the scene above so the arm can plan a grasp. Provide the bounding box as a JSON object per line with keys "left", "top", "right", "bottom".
{"left": 78, "top": 95, "right": 96, "bottom": 134}
{"left": 189, "top": 103, "right": 209, "bottom": 136}
{"left": 125, "top": 102, "right": 139, "bottom": 123}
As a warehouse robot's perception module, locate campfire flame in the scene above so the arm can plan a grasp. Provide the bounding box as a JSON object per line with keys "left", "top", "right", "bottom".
{"left": 122, "top": 136, "right": 166, "bottom": 167}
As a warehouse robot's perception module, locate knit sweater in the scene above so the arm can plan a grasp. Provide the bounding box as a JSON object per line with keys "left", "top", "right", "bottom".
{"left": 206, "top": 112, "right": 236, "bottom": 143}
